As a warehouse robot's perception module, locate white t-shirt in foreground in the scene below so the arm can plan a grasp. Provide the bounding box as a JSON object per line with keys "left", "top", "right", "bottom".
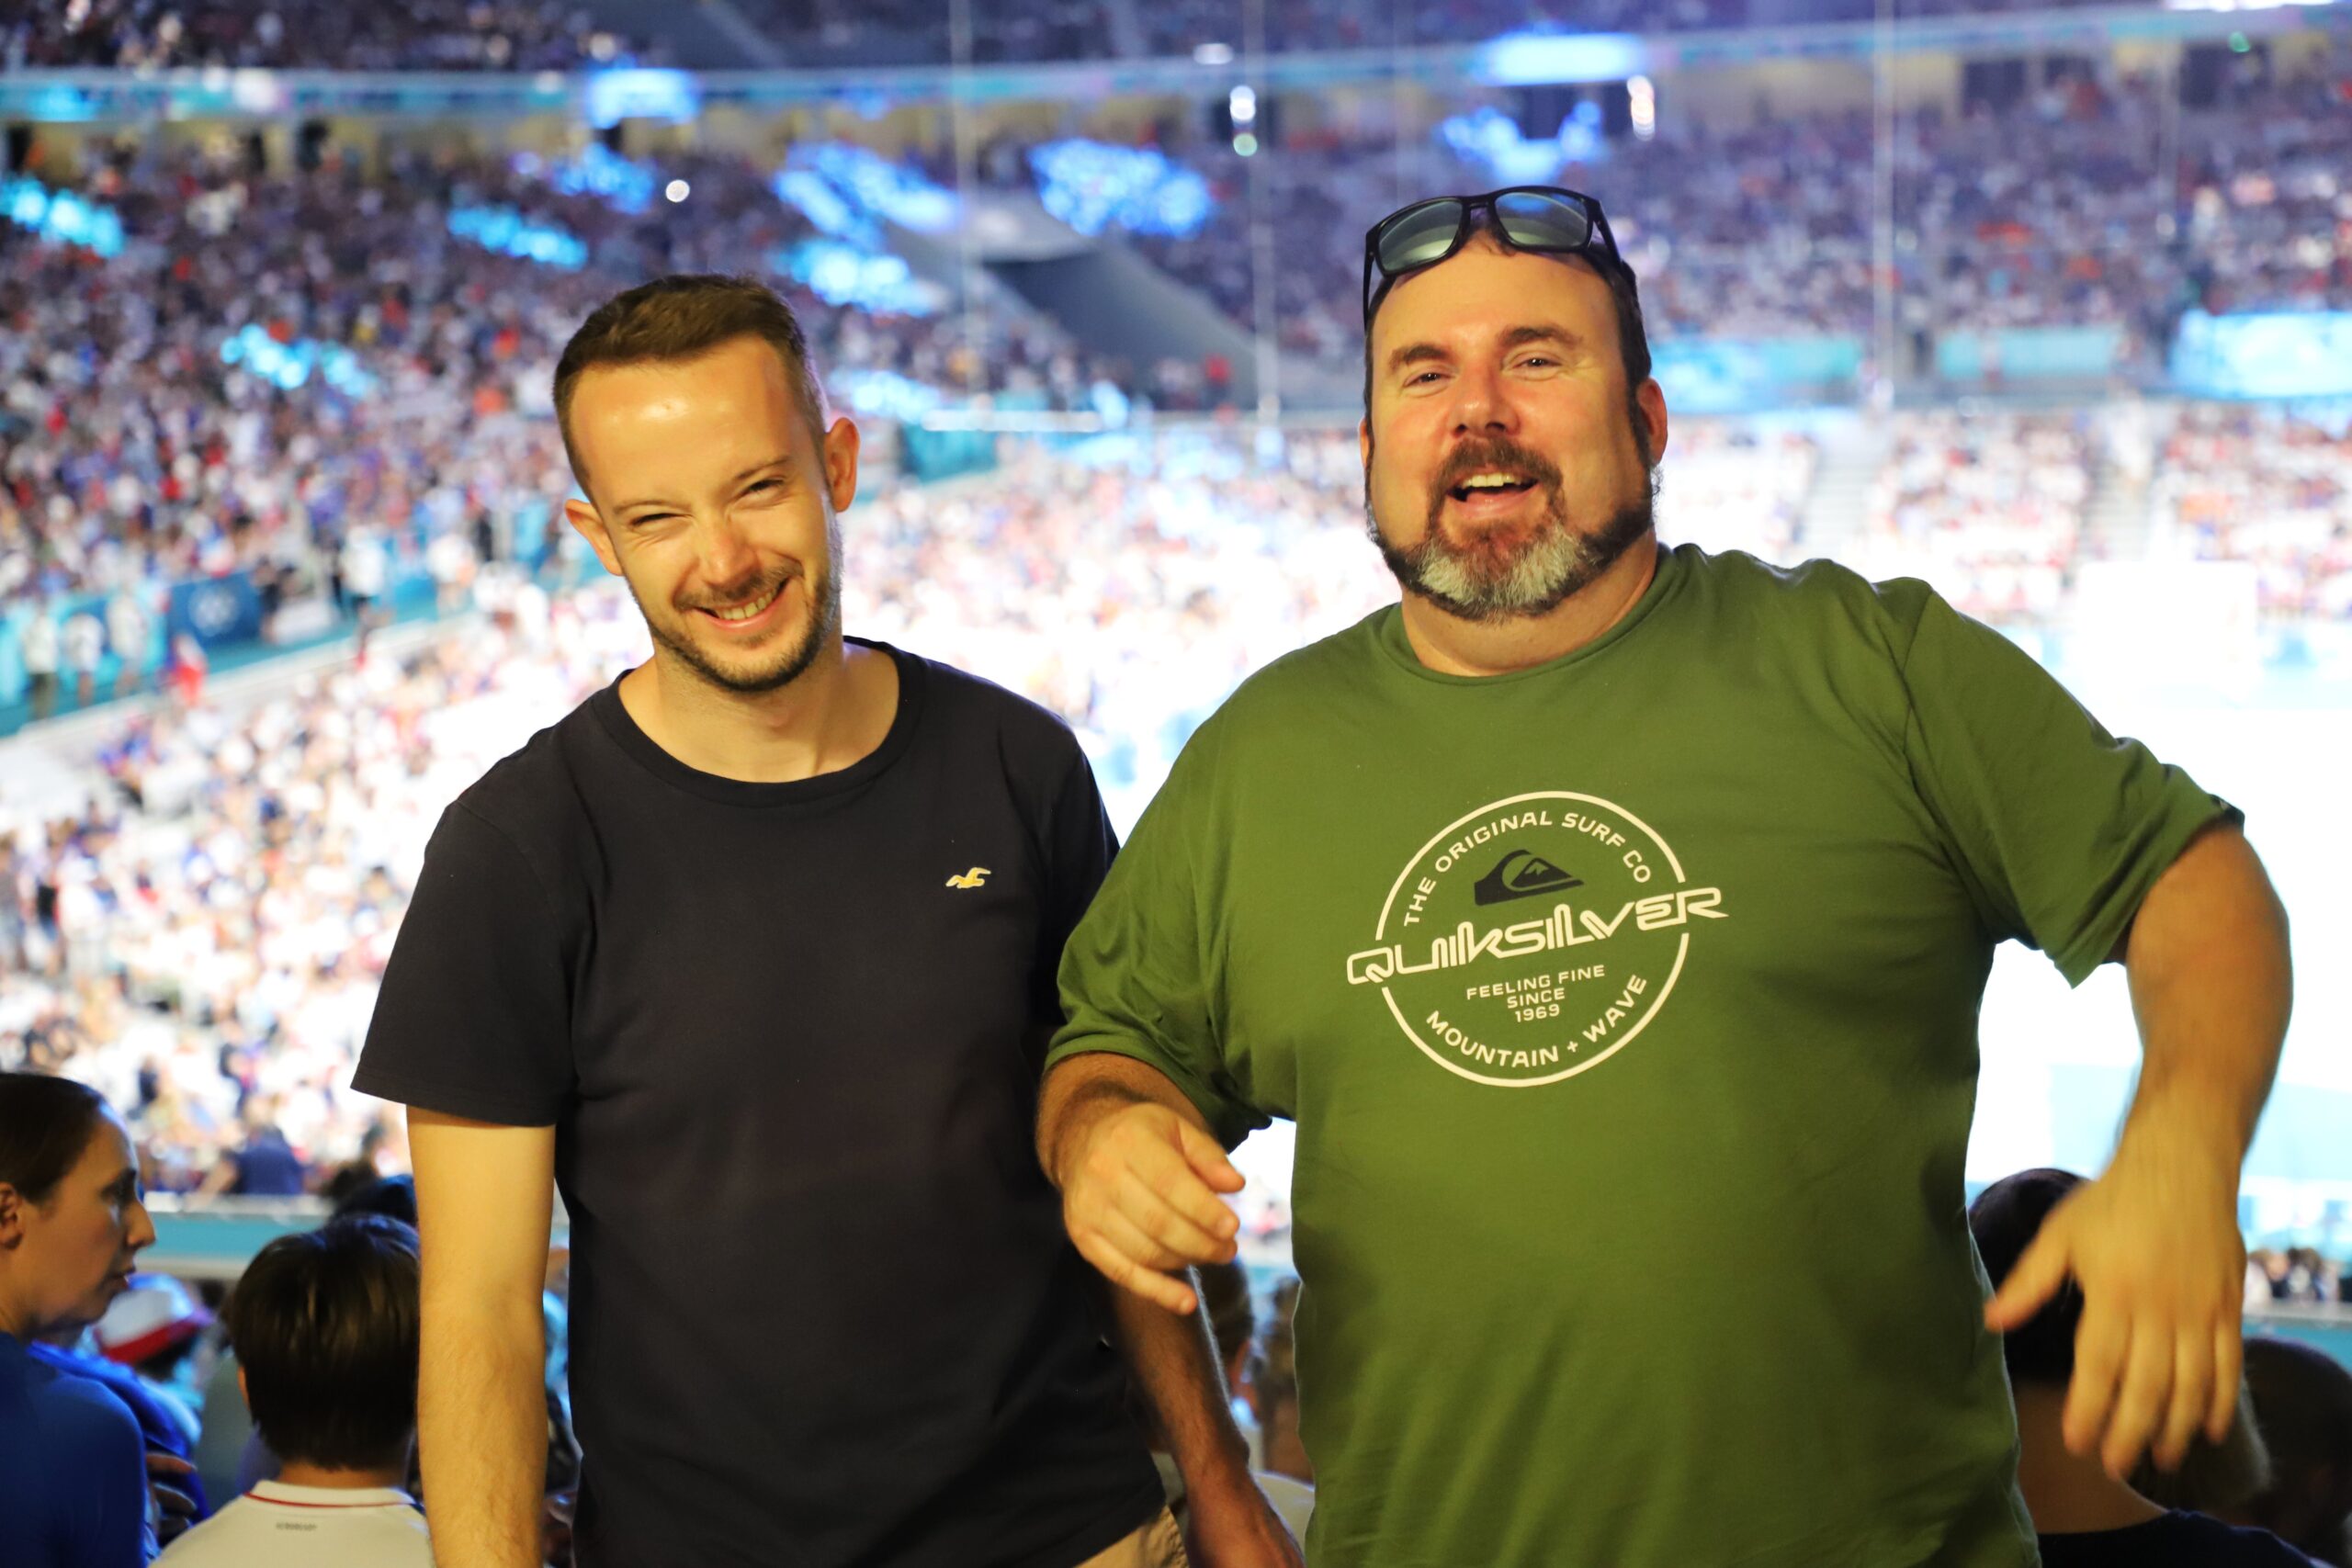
{"left": 156, "top": 1480, "right": 433, "bottom": 1567}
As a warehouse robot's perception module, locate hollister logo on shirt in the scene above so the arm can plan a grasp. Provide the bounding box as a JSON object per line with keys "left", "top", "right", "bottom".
{"left": 1343, "top": 791, "right": 1727, "bottom": 1087}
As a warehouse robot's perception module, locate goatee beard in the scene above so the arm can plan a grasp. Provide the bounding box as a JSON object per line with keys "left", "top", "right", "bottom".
{"left": 1369, "top": 479, "right": 1655, "bottom": 624}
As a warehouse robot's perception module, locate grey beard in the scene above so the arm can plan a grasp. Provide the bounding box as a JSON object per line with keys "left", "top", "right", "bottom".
{"left": 1369, "top": 483, "right": 1655, "bottom": 624}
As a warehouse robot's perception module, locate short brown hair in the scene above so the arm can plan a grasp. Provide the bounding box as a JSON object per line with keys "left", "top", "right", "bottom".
{"left": 552, "top": 274, "right": 829, "bottom": 495}
{"left": 225, "top": 1214, "right": 421, "bottom": 1471}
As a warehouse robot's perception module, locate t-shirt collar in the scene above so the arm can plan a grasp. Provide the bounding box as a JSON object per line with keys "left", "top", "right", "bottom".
{"left": 249, "top": 1480, "right": 418, "bottom": 1508}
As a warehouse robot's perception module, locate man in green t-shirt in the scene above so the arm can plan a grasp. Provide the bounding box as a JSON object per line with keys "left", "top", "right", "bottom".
{"left": 1035, "top": 188, "right": 2293, "bottom": 1568}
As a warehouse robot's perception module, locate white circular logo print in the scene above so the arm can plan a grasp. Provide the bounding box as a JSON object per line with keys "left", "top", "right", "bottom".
{"left": 1343, "top": 792, "right": 1726, "bottom": 1088}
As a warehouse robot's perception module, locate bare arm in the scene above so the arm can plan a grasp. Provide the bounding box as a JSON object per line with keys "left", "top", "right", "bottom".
{"left": 411, "top": 1107, "right": 557, "bottom": 1568}
{"left": 1988, "top": 820, "right": 2290, "bottom": 1475}
{"left": 1038, "top": 1052, "right": 1242, "bottom": 1314}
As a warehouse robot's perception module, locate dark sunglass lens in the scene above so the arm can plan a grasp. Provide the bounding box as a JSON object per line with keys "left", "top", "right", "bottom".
{"left": 1493, "top": 191, "right": 1593, "bottom": 253}
{"left": 1376, "top": 199, "right": 1470, "bottom": 276}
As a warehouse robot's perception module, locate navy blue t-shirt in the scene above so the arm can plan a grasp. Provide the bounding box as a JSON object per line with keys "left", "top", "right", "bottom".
{"left": 2039, "top": 1512, "right": 2323, "bottom": 1567}
{"left": 354, "top": 645, "right": 1161, "bottom": 1568}
{"left": 0, "top": 1332, "right": 152, "bottom": 1568}
{"left": 229, "top": 1129, "right": 307, "bottom": 1196}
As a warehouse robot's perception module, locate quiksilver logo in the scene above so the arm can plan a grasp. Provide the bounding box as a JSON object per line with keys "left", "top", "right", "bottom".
{"left": 1344, "top": 792, "right": 1728, "bottom": 1088}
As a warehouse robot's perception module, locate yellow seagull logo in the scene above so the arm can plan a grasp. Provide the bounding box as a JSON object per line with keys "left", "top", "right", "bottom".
{"left": 945, "top": 867, "right": 992, "bottom": 889}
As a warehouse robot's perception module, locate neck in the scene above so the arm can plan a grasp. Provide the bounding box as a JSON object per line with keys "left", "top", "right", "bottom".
{"left": 272, "top": 1457, "right": 409, "bottom": 1492}
{"left": 2012, "top": 1383, "right": 2167, "bottom": 1534}
{"left": 1397, "top": 534, "right": 1660, "bottom": 676}
{"left": 622, "top": 634, "right": 897, "bottom": 784}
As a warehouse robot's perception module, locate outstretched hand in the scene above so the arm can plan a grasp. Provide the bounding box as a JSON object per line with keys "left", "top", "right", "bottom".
{"left": 1984, "top": 1149, "right": 2245, "bottom": 1477}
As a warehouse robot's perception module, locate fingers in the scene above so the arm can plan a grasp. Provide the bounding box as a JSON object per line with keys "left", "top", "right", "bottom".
{"left": 144, "top": 1452, "right": 196, "bottom": 1478}
{"left": 153, "top": 1483, "right": 199, "bottom": 1521}
{"left": 2208, "top": 1321, "right": 2244, "bottom": 1444}
{"left": 1114, "top": 1165, "right": 1237, "bottom": 1263}
{"left": 1984, "top": 1230, "right": 2070, "bottom": 1332}
{"left": 2153, "top": 1324, "right": 2214, "bottom": 1472}
{"left": 2063, "top": 1307, "right": 2127, "bottom": 1459}
{"left": 1177, "top": 1117, "right": 1246, "bottom": 1194}
{"left": 2099, "top": 1322, "right": 2176, "bottom": 1478}
{"left": 1069, "top": 1225, "right": 1197, "bottom": 1314}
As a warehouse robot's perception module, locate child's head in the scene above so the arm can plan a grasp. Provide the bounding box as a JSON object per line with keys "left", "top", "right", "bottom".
{"left": 227, "top": 1214, "right": 420, "bottom": 1472}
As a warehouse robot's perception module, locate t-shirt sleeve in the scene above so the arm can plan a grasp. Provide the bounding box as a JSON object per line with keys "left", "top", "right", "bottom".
{"left": 352, "top": 801, "right": 573, "bottom": 1124}
{"left": 1894, "top": 588, "right": 2238, "bottom": 986}
{"left": 1047, "top": 734, "right": 1270, "bottom": 1150}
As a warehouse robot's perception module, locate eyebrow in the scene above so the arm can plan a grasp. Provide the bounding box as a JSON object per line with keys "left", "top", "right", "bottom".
{"left": 615, "top": 455, "right": 796, "bottom": 515}
{"left": 1385, "top": 324, "right": 1586, "bottom": 376}
{"left": 100, "top": 1166, "right": 141, "bottom": 1202}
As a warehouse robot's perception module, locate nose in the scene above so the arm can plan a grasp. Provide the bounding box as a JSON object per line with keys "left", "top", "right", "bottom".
{"left": 690, "top": 513, "right": 760, "bottom": 596}
{"left": 125, "top": 1197, "right": 157, "bottom": 1255}
{"left": 1448, "top": 357, "right": 1519, "bottom": 438}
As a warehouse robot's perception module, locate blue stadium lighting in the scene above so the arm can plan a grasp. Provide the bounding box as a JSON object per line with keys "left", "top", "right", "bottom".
{"left": 784, "top": 145, "right": 958, "bottom": 235}
{"left": 772, "top": 241, "right": 943, "bottom": 317}
{"left": 447, "top": 205, "right": 589, "bottom": 270}
{"left": 1, "top": 175, "right": 126, "bottom": 257}
{"left": 1472, "top": 30, "right": 1645, "bottom": 87}
{"left": 1026, "top": 141, "right": 1214, "bottom": 239}
{"left": 512, "top": 144, "right": 656, "bottom": 215}
{"left": 583, "top": 68, "right": 701, "bottom": 130}
{"left": 219, "top": 324, "right": 379, "bottom": 399}
{"left": 773, "top": 168, "right": 876, "bottom": 244}
{"left": 1434, "top": 105, "right": 1606, "bottom": 186}
{"left": 830, "top": 369, "right": 944, "bottom": 423}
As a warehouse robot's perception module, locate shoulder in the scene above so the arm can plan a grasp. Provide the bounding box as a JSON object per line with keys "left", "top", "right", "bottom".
{"left": 23, "top": 1358, "right": 143, "bottom": 1466}
{"left": 426, "top": 694, "right": 610, "bottom": 882}
{"left": 1668, "top": 544, "right": 1942, "bottom": 658}
{"left": 900, "top": 647, "right": 1089, "bottom": 777}
{"left": 2154, "top": 1511, "right": 2326, "bottom": 1565}
{"left": 1191, "top": 607, "right": 1391, "bottom": 738}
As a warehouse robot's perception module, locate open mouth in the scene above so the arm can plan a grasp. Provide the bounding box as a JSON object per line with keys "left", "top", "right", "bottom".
{"left": 1447, "top": 470, "right": 1539, "bottom": 503}
{"left": 694, "top": 581, "right": 787, "bottom": 631}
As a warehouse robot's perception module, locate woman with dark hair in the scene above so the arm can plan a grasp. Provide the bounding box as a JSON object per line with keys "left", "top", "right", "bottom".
{"left": 0, "top": 1071, "right": 161, "bottom": 1567}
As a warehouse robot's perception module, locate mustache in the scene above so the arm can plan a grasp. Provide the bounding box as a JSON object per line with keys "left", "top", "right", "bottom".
{"left": 1430, "top": 438, "right": 1565, "bottom": 502}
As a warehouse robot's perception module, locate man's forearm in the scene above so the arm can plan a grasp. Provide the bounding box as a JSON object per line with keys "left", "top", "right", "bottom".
{"left": 2116, "top": 824, "right": 2290, "bottom": 1172}
{"left": 418, "top": 1298, "right": 549, "bottom": 1568}
{"left": 1037, "top": 1050, "right": 1188, "bottom": 1188}
{"left": 1106, "top": 1272, "right": 1257, "bottom": 1493}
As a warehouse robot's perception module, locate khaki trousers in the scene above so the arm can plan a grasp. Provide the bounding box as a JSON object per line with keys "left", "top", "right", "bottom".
{"left": 1073, "top": 1506, "right": 1189, "bottom": 1568}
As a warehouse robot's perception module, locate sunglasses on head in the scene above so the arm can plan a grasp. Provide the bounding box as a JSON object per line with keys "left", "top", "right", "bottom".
{"left": 1363, "top": 186, "right": 1635, "bottom": 328}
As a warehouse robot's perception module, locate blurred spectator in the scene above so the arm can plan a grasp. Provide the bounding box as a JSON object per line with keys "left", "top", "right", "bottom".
{"left": 0, "top": 1071, "right": 161, "bottom": 1568}
{"left": 157, "top": 1214, "right": 429, "bottom": 1566}
{"left": 2228, "top": 1339, "right": 2352, "bottom": 1568}
{"left": 194, "top": 1100, "right": 308, "bottom": 1200}
{"left": 1971, "top": 1168, "right": 2321, "bottom": 1566}
{"left": 90, "top": 1272, "right": 214, "bottom": 1448}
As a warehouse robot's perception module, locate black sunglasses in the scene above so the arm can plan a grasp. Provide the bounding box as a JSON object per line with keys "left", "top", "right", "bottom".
{"left": 1363, "top": 186, "right": 1635, "bottom": 327}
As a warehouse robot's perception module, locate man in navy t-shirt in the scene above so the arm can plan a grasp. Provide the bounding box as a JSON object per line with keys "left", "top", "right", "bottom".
{"left": 355, "top": 276, "right": 1296, "bottom": 1568}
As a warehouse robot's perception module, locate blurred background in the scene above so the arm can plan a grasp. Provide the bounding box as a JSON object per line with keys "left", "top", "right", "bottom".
{"left": 0, "top": 0, "right": 2347, "bottom": 1361}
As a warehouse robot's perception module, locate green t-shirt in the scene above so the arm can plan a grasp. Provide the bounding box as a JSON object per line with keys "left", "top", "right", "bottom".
{"left": 1049, "top": 545, "right": 2234, "bottom": 1568}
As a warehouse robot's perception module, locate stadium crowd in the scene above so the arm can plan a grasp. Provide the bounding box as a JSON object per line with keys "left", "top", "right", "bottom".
{"left": 2153, "top": 403, "right": 2352, "bottom": 620}
{"left": 0, "top": 138, "right": 1159, "bottom": 633}
{"left": 0, "top": 0, "right": 655, "bottom": 71}
{"left": 1074, "top": 62, "right": 2349, "bottom": 365}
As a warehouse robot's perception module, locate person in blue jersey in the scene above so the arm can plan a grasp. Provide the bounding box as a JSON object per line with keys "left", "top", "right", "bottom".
{"left": 0, "top": 1072, "right": 162, "bottom": 1568}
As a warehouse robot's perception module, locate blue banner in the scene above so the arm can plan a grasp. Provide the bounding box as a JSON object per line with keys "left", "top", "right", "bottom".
{"left": 168, "top": 571, "right": 265, "bottom": 651}
{"left": 1937, "top": 325, "right": 2123, "bottom": 382}
{"left": 2170, "top": 310, "right": 2352, "bottom": 400}
{"left": 1649, "top": 335, "right": 1861, "bottom": 414}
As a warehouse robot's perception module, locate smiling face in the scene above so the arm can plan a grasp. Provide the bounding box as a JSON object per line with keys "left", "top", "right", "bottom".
{"left": 0, "top": 1113, "right": 154, "bottom": 1337}
{"left": 564, "top": 334, "right": 860, "bottom": 696}
{"left": 1361, "top": 235, "right": 1667, "bottom": 622}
